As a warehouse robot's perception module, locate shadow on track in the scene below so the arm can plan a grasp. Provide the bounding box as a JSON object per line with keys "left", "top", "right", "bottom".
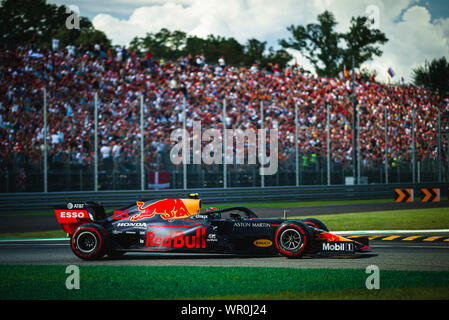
{"left": 101, "top": 252, "right": 378, "bottom": 261}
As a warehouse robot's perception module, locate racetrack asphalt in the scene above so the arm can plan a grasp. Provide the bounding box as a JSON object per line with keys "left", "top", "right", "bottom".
{"left": 0, "top": 201, "right": 448, "bottom": 272}
{"left": 1, "top": 201, "right": 449, "bottom": 234}
{"left": 0, "top": 238, "right": 448, "bottom": 271}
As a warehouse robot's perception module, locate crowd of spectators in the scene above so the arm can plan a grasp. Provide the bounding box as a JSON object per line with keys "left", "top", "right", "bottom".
{"left": 0, "top": 42, "right": 448, "bottom": 178}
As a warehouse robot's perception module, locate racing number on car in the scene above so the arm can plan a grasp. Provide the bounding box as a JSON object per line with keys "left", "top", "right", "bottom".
{"left": 112, "top": 210, "right": 129, "bottom": 220}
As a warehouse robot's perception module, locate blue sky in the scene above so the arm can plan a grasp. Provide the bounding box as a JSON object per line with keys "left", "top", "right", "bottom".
{"left": 418, "top": 0, "right": 449, "bottom": 19}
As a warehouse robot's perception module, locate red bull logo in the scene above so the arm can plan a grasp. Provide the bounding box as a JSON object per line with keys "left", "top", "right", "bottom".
{"left": 146, "top": 228, "right": 206, "bottom": 249}
{"left": 130, "top": 198, "right": 200, "bottom": 221}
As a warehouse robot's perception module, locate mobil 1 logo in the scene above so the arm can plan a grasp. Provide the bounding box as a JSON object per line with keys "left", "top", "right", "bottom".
{"left": 322, "top": 241, "right": 354, "bottom": 253}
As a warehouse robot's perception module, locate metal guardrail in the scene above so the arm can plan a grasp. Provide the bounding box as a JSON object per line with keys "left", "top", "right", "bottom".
{"left": 0, "top": 183, "right": 448, "bottom": 212}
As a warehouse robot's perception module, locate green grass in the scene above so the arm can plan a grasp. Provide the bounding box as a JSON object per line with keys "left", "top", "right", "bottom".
{"left": 204, "top": 287, "right": 449, "bottom": 300}
{"left": 3, "top": 198, "right": 392, "bottom": 217}
{"left": 2, "top": 207, "right": 448, "bottom": 240}
{"left": 206, "top": 198, "right": 391, "bottom": 209}
{"left": 291, "top": 207, "right": 449, "bottom": 231}
{"left": 0, "top": 229, "right": 68, "bottom": 240}
{"left": 0, "top": 265, "right": 448, "bottom": 300}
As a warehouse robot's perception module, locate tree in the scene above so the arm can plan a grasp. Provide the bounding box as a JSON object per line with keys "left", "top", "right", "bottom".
{"left": 279, "top": 10, "right": 388, "bottom": 77}
{"left": 75, "top": 27, "right": 110, "bottom": 49}
{"left": 128, "top": 36, "right": 143, "bottom": 54}
{"left": 211, "top": 36, "right": 244, "bottom": 65}
{"left": 0, "top": 0, "right": 110, "bottom": 48}
{"left": 184, "top": 35, "right": 207, "bottom": 57}
{"left": 342, "top": 16, "right": 388, "bottom": 71}
{"left": 130, "top": 28, "right": 289, "bottom": 70}
{"left": 0, "top": 0, "right": 63, "bottom": 45}
{"left": 133, "top": 29, "right": 188, "bottom": 59}
{"left": 243, "top": 38, "right": 267, "bottom": 66}
{"left": 261, "top": 47, "right": 293, "bottom": 71}
{"left": 279, "top": 10, "right": 341, "bottom": 76}
{"left": 412, "top": 57, "right": 449, "bottom": 97}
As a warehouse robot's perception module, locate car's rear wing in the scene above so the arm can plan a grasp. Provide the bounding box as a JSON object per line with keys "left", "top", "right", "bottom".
{"left": 54, "top": 201, "right": 106, "bottom": 235}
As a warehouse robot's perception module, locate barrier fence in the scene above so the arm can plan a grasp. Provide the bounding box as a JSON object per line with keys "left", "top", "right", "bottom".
{"left": 1, "top": 89, "right": 449, "bottom": 193}
{"left": 1, "top": 155, "right": 447, "bottom": 193}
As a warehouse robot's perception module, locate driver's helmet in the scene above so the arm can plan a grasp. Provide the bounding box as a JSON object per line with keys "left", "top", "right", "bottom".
{"left": 205, "top": 207, "right": 218, "bottom": 212}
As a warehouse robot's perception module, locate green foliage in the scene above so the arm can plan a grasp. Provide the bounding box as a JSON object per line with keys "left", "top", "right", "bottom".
{"left": 131, "top": 29, "right": 292, "bottom": 69}
{"left": 342, "top": 16, "right": 388, "bottom": 73}
{"left": 412, "top": 57, "right": 449, "bottom": 97}
{"left": 262, "top": 47, "right": 293, "bottom": 71}
{"left": 279, "top": 10, "right": 388, "bottom": 77}
{"left": 243, "top": 38, "right": 267, "bottom": 66}
{"left": 0, "top": 0, "right": 109, "bottom": 48}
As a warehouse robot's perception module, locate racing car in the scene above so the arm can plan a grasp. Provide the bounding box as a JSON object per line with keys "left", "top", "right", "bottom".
{"left": 54, "top": 194, "right": 370, "bottom": 260}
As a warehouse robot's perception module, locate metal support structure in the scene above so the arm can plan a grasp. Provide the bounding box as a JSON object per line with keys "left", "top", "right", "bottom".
{"left": 412, "top": 105, "right": 416, "bottom": 183}
{"left": 351, "top": 55, "right": 357, "bottom": 184}
{"left": 182, "top": 96, "right": 187, "bottom": 190}
{"left": 94, "top": 92, "right": 98, "bottom": 192}
{"left": 384, "top": 106, "right": 389, "bottom": 184}
{"left": 417, "top": 161, "right": 421, "bottom": 183}
{"left": 437, "top": 108, "right": 442, "bottom": 182}
{"left": 326, "top": 104, "right": 331, "bottom": 186}
{"left": 444, "top": 112, "right": 449, "bottom": 182}
{"left": 295, "top": 102, "right": 299, "bottom": 186}
{"left": 260, "top": 100, "right": 265, "bottom": 187}
{"left": 357, "top": 104, "right": 361, "bottom": 184}
{"left": 43, "top": 88, "right": 48, "bottom": 193}
{"left": 223, "top": 99, "right": 227, "bottom": 189}
{"left": 140, "top": 94, "right": 145, "bottom": 191}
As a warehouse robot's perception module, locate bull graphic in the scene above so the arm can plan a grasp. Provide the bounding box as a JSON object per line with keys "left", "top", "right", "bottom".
{"left": 130, "top": 199, "right": 193, "bottom": 221}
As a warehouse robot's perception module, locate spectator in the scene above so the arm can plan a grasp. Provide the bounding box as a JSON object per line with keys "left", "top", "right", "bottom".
{"left": 100, "top": 142, "right": 112, "bottom": 171}
{"left": 0, "top": 43, "right": 446, "bottom": 177}
{"left": 218, "top": 56, "right": 225, "bottom": 67}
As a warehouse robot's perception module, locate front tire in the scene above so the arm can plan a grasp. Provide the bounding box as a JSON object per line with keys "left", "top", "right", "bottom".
{"left": 71, "top": 223, "right": 108, "bottom": 260}
{"left": 275, "top": 222, "right": 311, "bottom": 258}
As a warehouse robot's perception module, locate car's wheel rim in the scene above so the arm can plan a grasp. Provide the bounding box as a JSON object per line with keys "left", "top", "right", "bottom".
{"left": 77, "top": 231, "right": 97, "bottom": 254}
{"left": 280, "top": 229, "right": 302, "bottom": 251}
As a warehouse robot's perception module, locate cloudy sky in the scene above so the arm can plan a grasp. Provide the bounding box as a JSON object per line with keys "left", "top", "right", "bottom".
{"left": 49, "top": 0, "right": 449, "bottom": 83}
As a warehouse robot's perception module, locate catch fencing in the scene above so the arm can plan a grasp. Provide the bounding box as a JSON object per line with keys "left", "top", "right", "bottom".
{"left": 2, "top": 90, "right": 449, "bottom": 193}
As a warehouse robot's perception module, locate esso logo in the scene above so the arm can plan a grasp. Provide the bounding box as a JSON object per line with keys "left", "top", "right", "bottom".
{"left": 60, "top": 211, "right": 86, "bottom": 219}
{"left": 55, "top": 209, "right": 89, "bottom": 223}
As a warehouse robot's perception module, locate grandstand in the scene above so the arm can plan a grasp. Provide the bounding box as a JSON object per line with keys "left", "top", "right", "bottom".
{"left": 0, "top": 44, "right": 448, "bottom": 192}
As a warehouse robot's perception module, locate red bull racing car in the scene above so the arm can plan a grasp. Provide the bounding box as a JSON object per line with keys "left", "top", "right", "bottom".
{"left": 54, "top": 194, "right": 370, "bottom": 260}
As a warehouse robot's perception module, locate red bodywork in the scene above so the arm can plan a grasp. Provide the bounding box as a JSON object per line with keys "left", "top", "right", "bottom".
{"left": 54, "top": 209, "right": 93, "bottom": 234}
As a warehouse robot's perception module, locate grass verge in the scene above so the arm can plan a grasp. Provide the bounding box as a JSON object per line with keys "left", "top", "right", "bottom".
{"left": 2, "top": 207, "right": 448, "bottom": 240}
{"left": 0, "top": 229, "right": 68, "bottom": 240}
{"left": 0, "top": 265, "right": 448, "bottom": 300}
{"left": 291, "top": 207, "right": 449, "bottom": 231}
{"left": 2, "top": 198, "right": 392, "bottom": 217}
{"left": 207, "top": 198, "right": 392, "bottom": 209}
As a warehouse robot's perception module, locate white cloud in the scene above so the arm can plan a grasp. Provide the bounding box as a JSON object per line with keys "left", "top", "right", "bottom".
{"left": 320, "top": 0, "right": 449, "bottom": 82}
{"left": 92, "top": 0, "right": 316, "bottom": 45}
{"left": 89, "top": 0, "right": 449, "bottom": 83}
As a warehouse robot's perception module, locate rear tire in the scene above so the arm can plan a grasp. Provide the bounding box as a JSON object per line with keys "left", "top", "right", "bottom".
{"left": 71, "top": 223, "right": 108, "bottom": 260}
{"left": 275, "top": 222, "right": 311, "bottom": 258}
